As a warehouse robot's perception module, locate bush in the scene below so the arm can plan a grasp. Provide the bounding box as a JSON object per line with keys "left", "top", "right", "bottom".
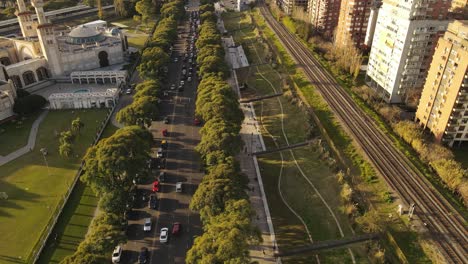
{"left": 16, "top": 89, "right": 30, "bottom": 98}
{"left": 13, "top": 94, "right": 46, "bottom": 115}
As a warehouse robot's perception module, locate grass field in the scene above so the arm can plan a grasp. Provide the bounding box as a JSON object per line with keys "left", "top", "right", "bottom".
{"left": 0, "top": 112, "right": 41, "bottom": 156}
{"left": 223, "top": 12, "right": 368, "bottom": 263}
{"left": 0, "top": 109, "right": 108, "bottom": 263}
{"left": 109, "top": 17, "right": 156, "bottom": 50}
{"left": 36, "top": 123, "right": 118, "bottom": 264}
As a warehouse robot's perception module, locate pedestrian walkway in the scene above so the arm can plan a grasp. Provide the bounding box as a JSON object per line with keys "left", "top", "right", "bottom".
{"left": 0, "top": 110, "right": 49, "bottom": 166}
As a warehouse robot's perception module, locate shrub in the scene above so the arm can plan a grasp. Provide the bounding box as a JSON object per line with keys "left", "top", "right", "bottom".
{"left": 13, "top": 94, "right": 46, "bottom": 115}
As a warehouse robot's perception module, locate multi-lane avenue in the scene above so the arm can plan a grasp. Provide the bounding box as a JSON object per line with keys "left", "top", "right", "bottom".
{"left": 121, "top": 2, "right": 203, "bottom": 263}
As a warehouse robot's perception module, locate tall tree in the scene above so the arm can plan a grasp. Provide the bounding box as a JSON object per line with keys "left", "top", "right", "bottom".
{"left": 135, "top": 0, "right": 155, "bottom": 23}
{"left": 81, "top": 126, "right": 153, "bottom": 195}
{"left": 114, "top": 0, "right": 127, "bottom": 17}
{"left": 137, "top": 47, "right": 170, "bottom": 80}
{"left": 96, "top": 0, "right": 103, "bottom": 19}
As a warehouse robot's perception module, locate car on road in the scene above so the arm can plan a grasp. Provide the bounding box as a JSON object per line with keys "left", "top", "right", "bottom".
{"left": 159, "top": 171, "right": 166, "bottom": 182}
{"left": 187, "top": 76, "right": 192, "bottom": 82}
{"left": 178, "top": 84, "right": 184, "bottom": 92}
{"left": 157, "top": 147, "right": 163, "bottom": 158}
{"left": 160, "top": 227, "right": 169, "bottom": 243}
{"left": 176, "top": 182, "right": 183, "bottom": 192}
{"left": 112, "top": 245, "right": 122, "bottom": 263}
{"left": 125, "top": 88, "right": 132, "bottom": 95}
{"left": 172, "top": 222, "right": 182, "bottom": 236}
{"left": 161, "top": 140, "right": 168, "bottom": 149}
{"left": 194, "top": 118, "right": 201, "bottom": 126}
{"left": 163, "top": 116, "right": 169, "bottom": 124}
{"left": 180, "top": 80, "right": 185, "bottom": 86}
{"left": 143, "top": 218, "right": 152, "bottom": 232}
{"left": 170, "top": 83, "right": 176, "bottom": 90}
{"left": 173, "top": 57, "right": 179, "bottom": 63}
{"left": 152, "top": 181, "right": 160, "bottom": 192}
{"left": 162, "top": 128, "right": 168, "bottom": 137}
{"left": 138, "top": 247, "right": 149, "bottom": 263}
{"left": 148, "top": 194, "right": 157, "bottom": 209}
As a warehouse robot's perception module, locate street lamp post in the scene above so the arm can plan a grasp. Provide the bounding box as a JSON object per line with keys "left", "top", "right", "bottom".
{"left": 40, "top": 147, "right": 51, "bottom": 176}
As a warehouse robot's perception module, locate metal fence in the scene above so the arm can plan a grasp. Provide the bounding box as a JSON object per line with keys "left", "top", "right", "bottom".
{"left": 30, "top": 18, "right": 160, "bottom": 264}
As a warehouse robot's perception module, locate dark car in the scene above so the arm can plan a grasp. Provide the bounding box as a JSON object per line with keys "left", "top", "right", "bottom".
{"left": 148, "top": 194, "right": 158, "bottom": 209}
{"left": 172, "top": 222, "right": 182, "bottom": 235}
{"left": 138, "top": 247, "right": 149, "bottom": 264}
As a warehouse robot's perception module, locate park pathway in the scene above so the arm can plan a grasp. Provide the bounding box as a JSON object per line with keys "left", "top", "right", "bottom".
{"left": 0, "top": 110, "right": 49, "bottom": 166}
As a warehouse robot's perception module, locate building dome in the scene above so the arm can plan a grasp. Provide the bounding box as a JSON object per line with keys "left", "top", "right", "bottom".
{"left": 67, "top": 25, "right": 105, "bottom": 45}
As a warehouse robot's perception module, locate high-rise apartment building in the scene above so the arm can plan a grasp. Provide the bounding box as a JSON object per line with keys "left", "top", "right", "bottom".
{"left": 335, "top": 0, "right": 375, "bottom": 50}
{"left": 450, "top": 0, "right": 468, "bottom": 19}
{"left": 365, "top": 0, "right": 452, "bottom": 104}
{"left": 276, "top": 0, "right": 309, "bottom": 14}
{"left": 308, "top": 0, "right": 342, "bottom": 38}
{"left": 415, "top": 20, "right": 468, "bottom": 147}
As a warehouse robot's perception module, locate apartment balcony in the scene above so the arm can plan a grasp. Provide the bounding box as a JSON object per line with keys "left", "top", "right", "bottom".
{"left": 452, "top": 103, "right": 465, "bottom": 111}
{"left": 450, "top": 113, "right": 462, "bottom": 119}
{"left": 445, "top": 127, "right": 457, "bottom": 134}
{"left": 459, "top": 89, "right": 468, "bottom": 95}
{"left": 447, "top": 119, "right": 459, "bottom": 127}
{"left": 456, "top": 96, "right": 467, "bottom": 104}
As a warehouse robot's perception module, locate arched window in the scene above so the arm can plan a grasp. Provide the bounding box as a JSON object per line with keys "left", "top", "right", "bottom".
{"left": 36, "top": 67, "right": 49, "bottom": 81}
{"left": 22, "top": 71, "right": 36, "bottom": 86}
{"left": 10, "top": 75, "right": 22, "bottom": 89}
{"left": 0, "top": 57, "right": 11, "bottom": 66}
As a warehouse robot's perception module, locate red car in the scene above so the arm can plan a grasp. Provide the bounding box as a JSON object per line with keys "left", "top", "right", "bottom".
{"left": 162, "top": 129, "right": 168, "bottom": 137}
{"left": 193, "top": 118, "right": 201, "bottom": 126}
{"left": 152, "top": 181, "right": 160, "bottom": 192}
{"left": 172, "top": 222, "right": 182, "bottom": 235}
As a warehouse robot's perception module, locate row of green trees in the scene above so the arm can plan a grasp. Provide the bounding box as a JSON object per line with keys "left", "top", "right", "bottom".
{"left": 58, "top": 117, "right": 84, "bottom": 158}
{"left": 186, "top": 3, "right": 260, "bottom": 263}
{"left": 393, "top": 121, "right": 468, "bottom": 205}
{"left": 61, "top": 126, "right": 153, "bottom": 263}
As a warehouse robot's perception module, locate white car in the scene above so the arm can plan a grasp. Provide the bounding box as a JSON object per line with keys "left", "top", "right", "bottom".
{"left": 157, "top": 148, "right": 163, "bottom": 158}
{"left": 160, "top": 227, "right": 169, "bottom": 243}
{"left": 112, "top": 245, "right": 122, "bottom": 263}
{"left": 176, "top": 182, "right": 183, "bottom": 193}
{"left": 143, "top": 218, "right": 152, "bottom": 232}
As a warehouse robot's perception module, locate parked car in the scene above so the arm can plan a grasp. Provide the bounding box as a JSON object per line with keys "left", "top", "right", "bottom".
{"left": 160, "top": 227, "right": 169, "bottom": 243}
{"left": 112, "top": 245, "right": 122, "bottom": 263}
{"left": 143, "top": 218, "right": 152, "bottom": 232}
{"left": 176, "top": 182, "right": 183, "bottom": 192}
{"left": 125, "top": 89, "right": 132, "bottom": 95}
{"left": 163, "top": 116, "right": 169, "bottom": 124}
{"left": 152, "top": 181, "right": 160, "bottom": 192}
{"left": 172, "top": 222, "right": 182, "bottom": 236}
{"left": 170, "top": 83, "right": 176, "bottom": 90}
{"left": 194, "top": 118, "right": 201, "bottom": 126}
{"left": 138, "top": 247, "right": 149, "bottom": 264}
{"left": 187, "top": 76, "right": 192, "bottom": 82}
{"left": 161, "top": 140, "right": 168, "bottom": 149}
{"left": 157, "top": 148, "right": 163, "bottom": 158}
{"left": 162, "top": 129, "right": 168, "bottom": 137}
{"left": 173, "top": 57, "right": 179, "bottom": 62}
{"left": 159, "top": 171, "right": 166, "bottom": 182}
{"left": 148, "top": 194, "right": 157, "bottom": 209}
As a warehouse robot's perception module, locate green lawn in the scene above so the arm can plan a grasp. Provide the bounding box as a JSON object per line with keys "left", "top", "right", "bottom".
{"left": 0, "top": 112, "right": 41, "bottom": 156}
{"left": 223, "top": 12, "right": 367, "bottom": 262}
{"left": 127, "top": 35, "right": 148, "bottom": 49}
{"left": 0, "top": 109, "right": 108, "bottom": 263}
{"left": 36, "top": 123, "right": 118, "bottom": 264}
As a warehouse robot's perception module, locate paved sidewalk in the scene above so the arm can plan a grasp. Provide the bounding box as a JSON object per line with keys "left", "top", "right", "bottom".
{"left": 238, "top": 101, "right": 280, "bottom": 264}
{"left": 0, "top": 110, "right": 49, "bottom": 166}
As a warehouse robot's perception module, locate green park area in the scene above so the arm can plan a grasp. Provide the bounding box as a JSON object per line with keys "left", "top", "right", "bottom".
{"left": 222, "top": 12, "right": 368, "bottom": 262}
{"left": 109, "top": 17, "right": 157, "bottom": 49}
{"left": 0, "top": 109, "right": 108, "bottom": 263}
{"left": 0, "top": 112, "right": 40, "bottom": 156}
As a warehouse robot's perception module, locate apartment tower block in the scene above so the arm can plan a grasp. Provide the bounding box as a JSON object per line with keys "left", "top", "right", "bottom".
{"left": 335, "top": 0, "right": 376, "bottom": 49}
{"left": 365, "top": 0, "right": 452, "bottom": 104}
{"left": 308, "top": 0, "right": 342, "bottom": 38}
{"left": 416, "top": 20, "right": 468, "bottom": 147}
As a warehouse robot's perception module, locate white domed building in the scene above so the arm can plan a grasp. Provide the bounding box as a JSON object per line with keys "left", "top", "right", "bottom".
{"left": 0, "top": 0, "right": 128, "bottom": 89}
{"left": 0, "top": 0, "right": 129, "bottom": 121}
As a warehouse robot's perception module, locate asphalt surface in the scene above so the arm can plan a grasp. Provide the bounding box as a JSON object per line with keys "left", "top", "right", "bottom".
{"left": 120, "top": 6, "right": 203, "bottom": 264}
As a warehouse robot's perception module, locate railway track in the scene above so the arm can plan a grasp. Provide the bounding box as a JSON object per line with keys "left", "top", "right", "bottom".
{"left": 257, "top": 2, "right": 468, "bottom": 263}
